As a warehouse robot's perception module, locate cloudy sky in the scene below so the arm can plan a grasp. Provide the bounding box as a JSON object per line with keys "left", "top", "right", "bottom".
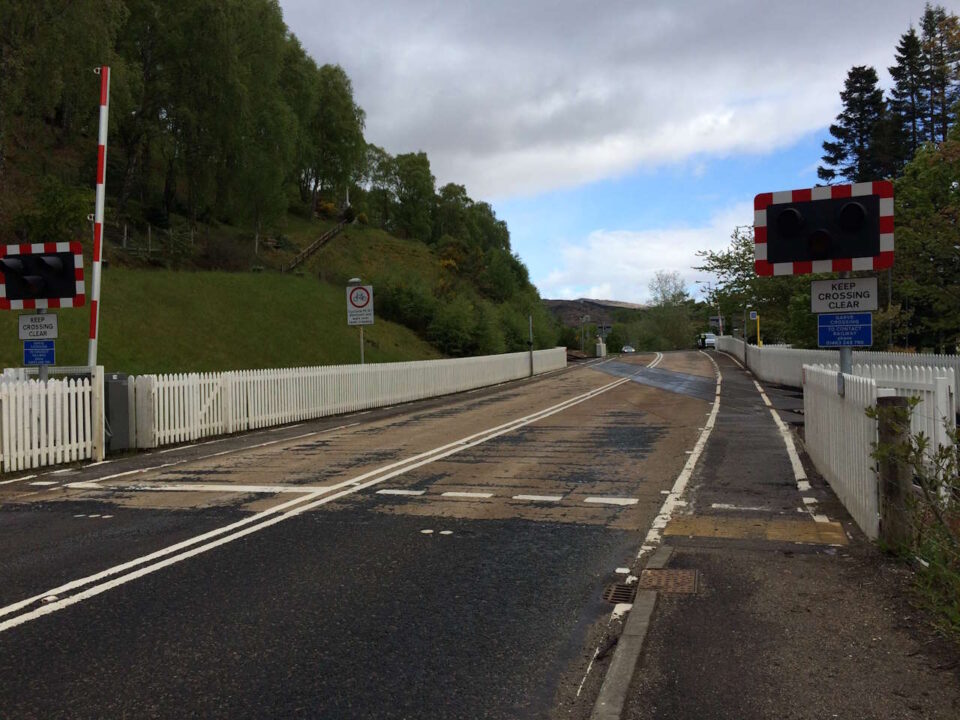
{"left": 280, "top": 0, "right": 958, "bottom": 303}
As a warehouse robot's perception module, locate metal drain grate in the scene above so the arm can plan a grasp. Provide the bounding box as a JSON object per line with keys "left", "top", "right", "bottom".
{"left": 637, "top": 569, "right": 699, "bottom": 594}
{"left": 603, "top": 583, "right": 638, "bottom": 604}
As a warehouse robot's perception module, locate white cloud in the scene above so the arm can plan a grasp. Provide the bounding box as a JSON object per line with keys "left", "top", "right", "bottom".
{"left": 280, "top": 0, "right": 948, "bottom": 200}
{"left": 538, "top": 202, "right": 753, "bottom": 303}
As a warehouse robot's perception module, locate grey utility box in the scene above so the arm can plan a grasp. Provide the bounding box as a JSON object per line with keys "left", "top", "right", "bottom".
{"left": 104, "top": 373, "right": 132, "bottom": 452}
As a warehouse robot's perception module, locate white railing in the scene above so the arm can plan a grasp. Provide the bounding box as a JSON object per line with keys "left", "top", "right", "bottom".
{"left": 0, "top": 368, "right": 105, "bottom": 472}
{"left": 132, "top": 349, "right": 567, "bottom": 449}
{"left": 716, "top": 336, "right": 960, "bottom": 397}
{"left": 802, "top": 366, "right": 885, "bottom": 540}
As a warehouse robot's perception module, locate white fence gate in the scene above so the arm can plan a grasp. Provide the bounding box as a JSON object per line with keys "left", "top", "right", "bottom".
{"left": 132, "top": 349, "right": 568, "bottom": 449}
{"left": 802, "top": 366, "right": 887, "bottom": 540}
{"left": 0, "top": 368, "right": 105, "bottom": 473}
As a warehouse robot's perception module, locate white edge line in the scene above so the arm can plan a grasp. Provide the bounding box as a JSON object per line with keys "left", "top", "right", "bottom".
{"left": 638, "top": 349, "right": 722, "bottom": 557}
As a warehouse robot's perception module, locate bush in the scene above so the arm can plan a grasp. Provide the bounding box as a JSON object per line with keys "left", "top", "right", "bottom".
{"left": 356, "top": 212, "right": 369, "bottom": 225}
{"left": 315, "top": 200, "right": 338, "bottom": 219}
{"left": 14, "top": 177, "right": 90, "bottom": 244}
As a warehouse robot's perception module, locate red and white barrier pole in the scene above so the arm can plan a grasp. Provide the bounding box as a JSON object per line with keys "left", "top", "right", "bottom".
{"left": 87, "top": 65, "right": 110, "bottom": 368}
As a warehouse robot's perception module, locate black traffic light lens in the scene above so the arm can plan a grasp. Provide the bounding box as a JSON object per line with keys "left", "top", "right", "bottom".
{"left": 776, "top": 208, "right": 804, "bottom": 239}
{"left": 808, "top": 229, "right": 832, "bottom": 259}
{"left": 838, "top": 201, "right": 867, "bottom": 232}
{"left": 0, "top": 258, "right": 24, "bottom": 274}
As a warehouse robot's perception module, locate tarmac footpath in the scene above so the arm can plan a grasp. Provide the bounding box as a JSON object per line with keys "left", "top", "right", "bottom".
{"left": 610, "top": 352, "right": 960, "bottom": 720}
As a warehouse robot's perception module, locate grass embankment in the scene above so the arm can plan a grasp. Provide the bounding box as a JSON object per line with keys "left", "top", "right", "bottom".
{"left": 0, "top": 268, "right": 441, "bottom": 374}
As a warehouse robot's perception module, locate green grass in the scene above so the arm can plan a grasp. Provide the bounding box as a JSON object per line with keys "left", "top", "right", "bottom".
{"left": 0, "top": 269, "right": 441, "bottom": 374}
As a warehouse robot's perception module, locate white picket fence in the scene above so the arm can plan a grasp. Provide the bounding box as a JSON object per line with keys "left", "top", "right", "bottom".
{"left": 847, "top": 364, "right": 955, "bottom": 452}
{"left": 132, "top": 349, "right": 568, "bottom": 449}
{"left": 0, "top": 368, "right": 105, "bottom": 473}
{"left": 717, "top": 336, "right": 960, "bottom": 390}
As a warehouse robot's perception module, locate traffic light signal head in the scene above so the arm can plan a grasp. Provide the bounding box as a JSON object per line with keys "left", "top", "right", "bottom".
{"left": 0, "top": 242, "right": 85, "bottom": 309}
{"left": 754, "top": 181, "right": 894, "bottom": 276}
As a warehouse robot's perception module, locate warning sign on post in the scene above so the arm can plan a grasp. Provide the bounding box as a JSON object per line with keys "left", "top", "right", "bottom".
{"left": 18, "top": 313, "right": 58, "bottom": 340}
{"left": 811, "top": 277, "right": 878, "bottom": 314}
{"left": 346, "top": 285, "right": 374, "bottom": 326}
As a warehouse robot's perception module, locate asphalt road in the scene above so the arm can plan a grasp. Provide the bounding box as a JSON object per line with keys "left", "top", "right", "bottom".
{"left": 0, "top": 352, "right": 715, "bottom": 719}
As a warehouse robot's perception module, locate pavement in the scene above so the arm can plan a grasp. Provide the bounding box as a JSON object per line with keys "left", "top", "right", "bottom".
{"left": 611, "top": 351, "right": 960, "bottom": 720}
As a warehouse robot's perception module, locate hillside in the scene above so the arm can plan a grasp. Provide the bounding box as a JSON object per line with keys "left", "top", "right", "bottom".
{"left": 0, "top": 269, "right": 441, "bottom": 374}
{"left": 544, "top": 298, "right": 647, "bottom": 328}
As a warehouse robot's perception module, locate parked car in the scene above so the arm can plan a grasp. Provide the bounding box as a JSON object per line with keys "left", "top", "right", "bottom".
{"left": 621, "top": 345, "right": 635, "bottom": 353}
{"left": 697, "top": 333, "right": 717, "bottom": 349}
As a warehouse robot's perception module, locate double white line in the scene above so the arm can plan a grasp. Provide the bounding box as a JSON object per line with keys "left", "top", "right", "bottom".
{"left": 0, "top": 364, "right": 649, "bottom": 634}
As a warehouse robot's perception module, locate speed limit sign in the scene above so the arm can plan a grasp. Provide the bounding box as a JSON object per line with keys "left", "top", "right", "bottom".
{"left": 346, "top": 284, "right": 374, "bottom": 326}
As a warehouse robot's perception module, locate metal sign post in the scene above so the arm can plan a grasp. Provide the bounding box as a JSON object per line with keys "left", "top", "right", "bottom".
{"left": 346, "top": 278, "right": 374, "bottom": 365}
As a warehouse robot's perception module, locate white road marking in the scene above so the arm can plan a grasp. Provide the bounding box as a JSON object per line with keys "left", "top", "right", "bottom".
{"left": 615, "top": 567, "right": 630, "bottom": 574}
{"left": 639, "top": 350, "right": 722, "bottom": 557}
{"left": 439, "top": 530, "right": 453, "bottom": 536}
{"left": 0, "top": 369, "right": 645, "bottom": 632}
{"left": 585, "top": 497, "right": 638, "bottom": 506}
{"left": 442, "top": 491, "right": 494, "bottom": 499}
{"left": 748, "top": 377, "right": 831, "bottom": 526}
{"left": 512, "top": 494, "right": 562, "bottom": 502}
{"left": 420, "top": 529, "right": 434, "bottom": 535}
{"left": 376, "top": 489, "right": 426, "bottom": 496}
{"left": 28, "top": 481, "right": 58, "bottom": 487}
{"left": 157, "top": 444, "right": 195, "bottom": 454}
{"left": 268, "top": 423, "right": 303, "bottom": 432}
{"left": 123, "top": 483, "right": 323, "bottom": 494}
{"left": 0, "top": 474, "right": 37, "bottom": 485}
{"left": 711, "top": 503, "right": 774, "bottom": 512}
{"left": 47, "top": 469, "right": 75, "bottom": 475}
{"left": 83, "top": 460, "right": 113, "bottom": 468}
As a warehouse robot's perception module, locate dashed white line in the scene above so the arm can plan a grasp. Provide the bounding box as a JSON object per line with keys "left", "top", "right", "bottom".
{"left": 442, "top": 491, "right": 494, "bottom": 499}
{"left": 0, "top": 474, "right": 37, "bottom": 485}
{"left": 376, "top": 489, "right": 426, "bottom": 496}
{"left": 512, "top": 494, "right": 562, "bottom": 502}
{"left": 28, "top": 481, "right": 59, "bottom": 487}
{"left": 585, "top": 497, "right": 638, "bottom": 506}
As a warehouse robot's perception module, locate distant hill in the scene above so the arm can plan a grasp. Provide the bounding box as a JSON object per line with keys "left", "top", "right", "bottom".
{"left": 544, "top": 298, "right": 647, "bottom": 327}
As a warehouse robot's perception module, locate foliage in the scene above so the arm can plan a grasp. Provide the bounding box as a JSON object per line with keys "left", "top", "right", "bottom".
{"left": 869, "top": 401, "right": 960, "bottom": 635}
{"left": 0, "top": 0, "right": 573, "bottom": 363}
{"left": 893, "top": 121, "right": 960, "bottom": 351}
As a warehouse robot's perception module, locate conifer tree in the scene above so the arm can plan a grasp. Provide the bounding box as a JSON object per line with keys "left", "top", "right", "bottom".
{"left": 920, "top": 4, "right": 960, "bottom": 143}
{"left": 888, "top": 27, "right": 927, "bottom": 162}
{"left": 818, "top": 66, "right": 888, "bottom": 183}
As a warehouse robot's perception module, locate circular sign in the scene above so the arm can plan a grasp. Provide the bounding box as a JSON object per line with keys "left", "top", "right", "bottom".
{"left": 349, "top": 286, "right": 371, "bottom": 309}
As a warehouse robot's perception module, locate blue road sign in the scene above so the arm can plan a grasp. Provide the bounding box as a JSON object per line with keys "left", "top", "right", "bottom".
{"left": 23, "top": 339, "right": 55, "bottom": 366}
{"left": 818, "top": 313, "right": 872, "bottom": 348}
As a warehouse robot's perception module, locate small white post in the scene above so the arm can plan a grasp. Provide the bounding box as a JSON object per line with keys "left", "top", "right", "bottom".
{"left": 91, "top": 365, "right": 105, "bottom": 461}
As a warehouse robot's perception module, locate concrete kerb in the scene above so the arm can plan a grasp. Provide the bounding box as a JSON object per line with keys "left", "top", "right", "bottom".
{"left": 590, "top": 545, "right": 674, "bottom": 720}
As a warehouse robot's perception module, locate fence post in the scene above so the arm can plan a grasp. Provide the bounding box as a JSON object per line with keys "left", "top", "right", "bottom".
{"left": 135, "top": 375, "right": 157, "bottom": 449}
{"left": 877, "top": 395, "right": 912, "bottom": 550}
{"left": 91, "top": 366, "right": 105, "bottom": 461}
